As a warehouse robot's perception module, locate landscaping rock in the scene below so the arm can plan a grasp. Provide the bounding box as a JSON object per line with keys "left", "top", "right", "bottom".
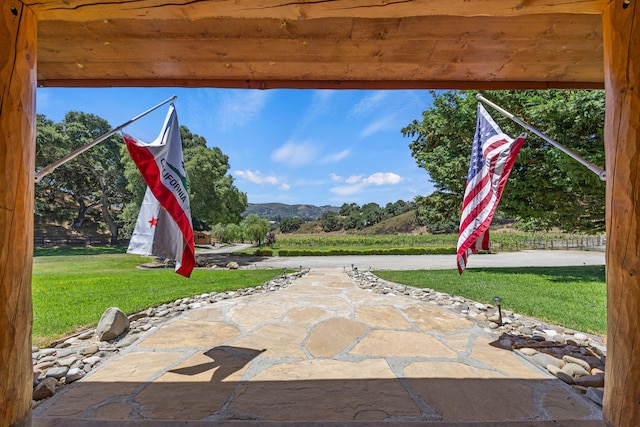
{"left": 96, "top": 307, "right": 130, "bottom": 341}
{"left": 80, "top": 344, "right": 99, "bottom": 356}
{"left": 547, "top": 365, "right": 575, "bottom": 384}
{"left": 518, "top": 348, "right": 538, "bottom": 356}
{"left": 532, "top": 353, "right": 563, "bottom": 369}
{"left": 563, "top": 355, "right": 591, "bottom": 371}
{"left": 33, "top": 377, "right": 58, "bottom": 400}
{"left": 65, "top": 368, "right": 86, "bottom": 384}
{"left": 574, "top": 374, "right": 605, "bottom": 388}
{"left": 45, "top": 366, "right": 68, "bottom": 379}
{"left": 562, "top": 362, "right": 591, "bottom": 378}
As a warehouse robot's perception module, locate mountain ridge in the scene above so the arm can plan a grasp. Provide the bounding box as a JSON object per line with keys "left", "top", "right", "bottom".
{"left": 243, "top": 202, "right": 340, "bottom": 221}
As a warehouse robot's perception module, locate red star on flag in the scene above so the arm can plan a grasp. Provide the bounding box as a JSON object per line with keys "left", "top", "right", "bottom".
{"left": 148, "top": 216, "right": 158, "bottom": 227}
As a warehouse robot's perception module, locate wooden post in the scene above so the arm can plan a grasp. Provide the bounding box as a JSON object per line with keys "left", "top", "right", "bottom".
{"left": 0, "top": 1, "right": 36, "bottom": 426}
{"left": 603, "top": 1, "right": 640, "bottom": 426}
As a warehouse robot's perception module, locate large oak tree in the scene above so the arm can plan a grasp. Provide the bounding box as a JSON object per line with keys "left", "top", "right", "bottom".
{"left": 403, "top": 90, "right": 606, "bottom": 233}
{"left": 35, "top": 112, "right": 128, "bottom": 243}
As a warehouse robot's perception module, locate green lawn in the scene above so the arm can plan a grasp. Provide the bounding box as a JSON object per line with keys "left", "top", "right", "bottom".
{"left": 32, "top": 252, "right": 285, "bottom": 346}
{"left": 374, "top": 266, "right": 606, "bottom": 336}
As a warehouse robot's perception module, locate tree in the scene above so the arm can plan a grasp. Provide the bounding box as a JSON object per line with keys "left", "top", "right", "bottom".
{"left": 339, "top": 203, "right": 360, "bottom": 216}
{"left": 35, "top": 115, "right": 77, "bottom": 227}
{"left": 225, "top": 223, "right": 243, "bottom": 243}
{"left": 342, "top": 210, "right": 361, "bottom": 230}
{"left": 361, "top": 202, "right": 382, "bottom": 227}
{"left": 241, "top": 214, "right": 270, "bottom": 245}
{"left": 35, "top": 112, "right": 130, "bottom": 243}
{"left": 383, "top": 200, "right": 413, "bottom": 220}
{"left": 184, "top": 144, "right": 247, "bottom": 228}
{"left": 320, "top": 211, "right": 342, "bottom": 232}
{"left": 211, "top": 223, "right": 226, "bottom": 243}
{"left": 414, "top": 193, "right": 460, "bottom": 234}
{"left": 279, "top": 217, "right": 304, "bottom": 233}
{"left": 402, "top": 90, "right": 606, "bottom": 233}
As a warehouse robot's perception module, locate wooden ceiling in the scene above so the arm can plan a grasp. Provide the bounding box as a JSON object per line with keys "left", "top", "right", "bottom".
{"left": 27, "top": 0, "right": 607, "bottom": 89}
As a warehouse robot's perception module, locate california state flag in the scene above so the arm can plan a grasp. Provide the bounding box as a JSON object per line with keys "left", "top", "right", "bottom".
{"left": 123, "top": 104, "right": 195, "bottom": 277}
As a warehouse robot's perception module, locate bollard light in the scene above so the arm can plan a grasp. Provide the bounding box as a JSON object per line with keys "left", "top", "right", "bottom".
{"left": 493, "top": 296, "right": 503, "bottom": 326}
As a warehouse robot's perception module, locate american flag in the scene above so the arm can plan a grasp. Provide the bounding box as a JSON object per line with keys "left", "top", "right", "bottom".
{"left": 456, "top": 104, "right": 526, "bottom": 274}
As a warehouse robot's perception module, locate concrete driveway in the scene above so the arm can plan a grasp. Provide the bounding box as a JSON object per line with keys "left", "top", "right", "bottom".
{"left": 244, "top": 250, "right": 605, "bottom": 271}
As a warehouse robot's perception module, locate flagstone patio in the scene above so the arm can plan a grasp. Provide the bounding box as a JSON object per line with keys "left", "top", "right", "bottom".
{"left": 33, "top": 268, "right": 604, "bottom": 426}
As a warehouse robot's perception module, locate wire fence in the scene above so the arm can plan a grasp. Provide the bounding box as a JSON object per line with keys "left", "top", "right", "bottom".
{"left": 492, "top": 235, "right": 605, "bottom": 252}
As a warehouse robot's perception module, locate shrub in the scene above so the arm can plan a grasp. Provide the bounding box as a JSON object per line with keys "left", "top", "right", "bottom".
{"left": 255, "top": 248, "right": 273, "bottom": 257}
{"left": 277, "top": 247, "right": 456, "bottom": 256}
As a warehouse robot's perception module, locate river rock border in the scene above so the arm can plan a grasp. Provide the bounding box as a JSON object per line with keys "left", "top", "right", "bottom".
{"left": 348, "top": 268, "right": 607, "bottom": 408}
{"left": 31, "top": 270, "right": 306, "bottom": 405}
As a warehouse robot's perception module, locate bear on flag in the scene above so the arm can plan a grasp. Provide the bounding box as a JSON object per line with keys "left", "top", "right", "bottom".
{"left": 123, "top": 104, "right": 195, "bottom": 277}
{"left": 456, "top": 103, "right": 526, "bottom": 274}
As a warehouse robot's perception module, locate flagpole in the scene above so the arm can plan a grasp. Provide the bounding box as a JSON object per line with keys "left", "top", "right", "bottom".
{"left": 35, "top": 95, "right": 178, "bottom": 183}
{"left": 476, "top": 93, "right": 606, "bottom": 181}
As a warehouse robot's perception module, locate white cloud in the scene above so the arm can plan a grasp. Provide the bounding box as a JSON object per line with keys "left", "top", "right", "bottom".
{"left": 271, "top": 140, "right": 318, "bottom": 167}
{"left": 279, "top": 182, "right": 291, "bottom": 191}
{"left": 234, "top": 170, "right": 279, "bottom": 185}
{"left": 330, "top": 172, "right": 402, "bottom": 196}
{"left": 320, "top": 149, "right": 350, "bottom": 164}
{"left": 363, "top": 172, "right": 402, "bottom": 185}
{"left": 220, "top": 91, "right": 268, "bottom": 129}
{"left": 330, "top": 173, "right": 343, "bottom": 182}
{"left": 360, "top": 115, "right": 397, "bottom": 138}
{"left": 350, "top": 92, "right": 389, "bottom": 116}
{"left": 330, "top": 182, "right": 366, "bottom": 196}
{"left": 345, "top": 175, "right": 363, "bottom": 184}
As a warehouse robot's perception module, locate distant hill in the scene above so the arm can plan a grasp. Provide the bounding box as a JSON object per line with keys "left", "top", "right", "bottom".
{"left": 243, "top": 203, "right": 340, "bottom": 221}
{"left": 356, "top": 210, "right": 425, "bottom": 235}
{"left": 290, "top": 210, "right": 424, "bottom": 235}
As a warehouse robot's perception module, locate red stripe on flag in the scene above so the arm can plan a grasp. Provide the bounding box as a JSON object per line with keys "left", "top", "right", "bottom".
{"left": 124, "top": 135, "right": 195, "bottom": 277}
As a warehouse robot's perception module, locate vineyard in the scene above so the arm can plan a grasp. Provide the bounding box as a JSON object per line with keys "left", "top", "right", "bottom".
{"left": 276, "top": 233, "right": 606, "bottom": 252}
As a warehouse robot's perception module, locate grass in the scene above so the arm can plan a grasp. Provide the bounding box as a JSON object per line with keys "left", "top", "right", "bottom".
{"left": 32, "top": 251, "right": 286, "bottom": 347}
{"left": 374, "top": 266, "right": 606, "bottom": 336}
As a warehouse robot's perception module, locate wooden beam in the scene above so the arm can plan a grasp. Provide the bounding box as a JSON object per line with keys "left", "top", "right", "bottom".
{"left": 36, "top": 14, "right": 604, "bottom": 87}
{"left": 36, "top": 78, "right": 605, "bottom": 90}
{"left": 603, "top": 0, "right": 640, "bottom": 426}
{"left": 0, "top": 1, "right": 36, "bottom": 426}
{"left": 24, "top": 0, "right": 608, "bottom": 22}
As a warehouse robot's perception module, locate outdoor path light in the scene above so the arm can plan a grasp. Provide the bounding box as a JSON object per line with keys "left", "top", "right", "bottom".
{"left": 493, "top": 296, "right": 503, "bottom": 326}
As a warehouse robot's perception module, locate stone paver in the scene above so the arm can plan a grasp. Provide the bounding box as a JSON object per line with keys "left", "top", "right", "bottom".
{"left": 33, "top": 268, "right": 604, "bottom": 425}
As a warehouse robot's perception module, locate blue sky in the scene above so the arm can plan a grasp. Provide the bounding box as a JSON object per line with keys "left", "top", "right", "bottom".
{"left": 36, "top": 88, "right": 436, "bottom": 207}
